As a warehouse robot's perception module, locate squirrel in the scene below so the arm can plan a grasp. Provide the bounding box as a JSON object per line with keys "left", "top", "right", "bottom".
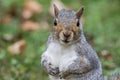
{"left": 41, "top": 4, "right": 120, "bottom": 80}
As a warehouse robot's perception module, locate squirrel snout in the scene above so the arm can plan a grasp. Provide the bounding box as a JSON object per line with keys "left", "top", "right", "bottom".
{"left": 63, "top": 32, "right": 70, "bottom": 38}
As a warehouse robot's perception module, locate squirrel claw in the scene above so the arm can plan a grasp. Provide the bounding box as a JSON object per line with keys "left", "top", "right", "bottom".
{"left": 59, "top": 71, "right": 69, "bottom": 79}
{"left": 48, "top": 67, "right": 59, "bottom": 76}
{"left": 59, "top": 73, "right": 63, "bottom": 79}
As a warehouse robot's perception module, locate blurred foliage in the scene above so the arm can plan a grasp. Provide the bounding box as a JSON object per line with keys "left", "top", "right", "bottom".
{"left": 0, "top": 0, "right": 120, "bottom": 80}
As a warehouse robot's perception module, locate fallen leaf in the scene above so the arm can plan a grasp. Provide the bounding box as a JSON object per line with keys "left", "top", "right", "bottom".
{"left": 20, "top": 20, "right": 40, "bottom": 31}
{"left": 25, "top": 0, "right": 42, "bottom": 13}
{"left": 2, "top": 34, "right": 14, "bottom": 42}
{"left": 2, "top": 34, "right": 22, "bottom": 42}
{"left": 22, "top": 9, "right": 33, "bottom": 19}
{"left": 101, "top": 50, "right": 112, "bottom": 60}
{"left": 8, "top": 40, "right": 26, "bottom": 55}
{"left": 22, "top": 0, "right": 42, "bottom": 19}
{"left": 0, "top": 4, "right": 18, "bottom": 24}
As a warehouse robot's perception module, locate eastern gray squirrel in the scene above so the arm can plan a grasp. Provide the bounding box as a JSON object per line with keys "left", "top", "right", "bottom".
{"left": 41, "top": 4, "right": 120, "bottom": 80}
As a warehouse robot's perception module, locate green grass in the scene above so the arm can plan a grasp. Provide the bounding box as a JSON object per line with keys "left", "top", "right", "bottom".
{"left": 0, "top": 0, "right": 120, "bottom": 80}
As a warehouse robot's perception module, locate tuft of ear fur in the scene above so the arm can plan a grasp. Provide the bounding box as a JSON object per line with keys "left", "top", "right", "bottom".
{"left": 76, "top": 7, "right": 84, "bottom": 19}
{"left": 53, "top": 4, "right": 60, "bottom": 17}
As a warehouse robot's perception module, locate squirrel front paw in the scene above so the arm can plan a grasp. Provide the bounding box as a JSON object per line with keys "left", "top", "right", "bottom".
{"left": 59, "top": 70, "right": 70, "bottom": 79}
{"left": 48, "top": 66, "right": 59, "bottom": 76}
{"left": 42, "top": 60, "right": 59, "bottom": 76}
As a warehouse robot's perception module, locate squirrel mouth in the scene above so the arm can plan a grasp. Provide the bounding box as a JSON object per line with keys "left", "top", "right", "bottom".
{"left": 61, "top": 39, "right": 70, "bottom": 43}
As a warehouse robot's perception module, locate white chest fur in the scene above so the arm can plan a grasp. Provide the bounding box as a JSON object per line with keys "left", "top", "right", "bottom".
{"left": 43, "top": 42, "right": 77, "bottom": 68}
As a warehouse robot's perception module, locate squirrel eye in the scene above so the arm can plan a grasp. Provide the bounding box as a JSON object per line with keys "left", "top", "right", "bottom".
{"left": 77, "top": 21, "right": 80, "bottom": 27}
{"left": 54, "top": 19, "right": 57, "bottom": 26}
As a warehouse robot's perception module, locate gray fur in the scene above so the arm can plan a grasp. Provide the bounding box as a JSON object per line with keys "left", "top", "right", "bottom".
{"left": 58, "top": 33, "right": 103, "bottom": 80}
{"left": 41, "top": 7, "right": 120, "bottom": 80}
{"left": 57, "top": 9, "right": 76, "bottom": 28}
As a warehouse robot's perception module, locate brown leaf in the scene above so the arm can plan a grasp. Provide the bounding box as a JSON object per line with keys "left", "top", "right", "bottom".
{"left": 2, "top": 34, "right": 14, "bottom": 42}
{"left": 100, "top": 50, "right": 112, "bottom": 60}
{"left": 22, "top": 0, "right": 42, "bottom": 19}
{"left": 8, "top": 40, "right": 26, "bottom": 55}
{"left": 21, "top": 20, "right": 40, "bottom": 31}
{"left": 25, "top": 0, "right": 42, "bottom": 13}
{"left": 2, "top": 34, "right": 22, "bottom": 42}
{"left": 22, "top": 9, "right": 33, "bottom": 19}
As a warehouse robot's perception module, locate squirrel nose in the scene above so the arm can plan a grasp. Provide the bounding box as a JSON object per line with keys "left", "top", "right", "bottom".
{"left": 63, "top": 32, "right": 70, "bottom": 38}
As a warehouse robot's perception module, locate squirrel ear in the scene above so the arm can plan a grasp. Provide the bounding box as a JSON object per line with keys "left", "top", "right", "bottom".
{"left": 76, "top": 7, "right": 84, "bottom": 19}
{"left": 53, "top": 4, "right": 59, "bottom": 17}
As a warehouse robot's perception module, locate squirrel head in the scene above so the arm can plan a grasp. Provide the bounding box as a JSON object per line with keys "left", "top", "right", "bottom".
{"left": 53, "top": 4, "right": 84, "bottom": 45}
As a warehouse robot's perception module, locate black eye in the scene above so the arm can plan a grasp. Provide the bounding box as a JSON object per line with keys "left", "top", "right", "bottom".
{"left": 77, "top": 21, "right": 80, "bottom": 27}
{"left": 54, "top": 19, "right": 57, "bottom": 26}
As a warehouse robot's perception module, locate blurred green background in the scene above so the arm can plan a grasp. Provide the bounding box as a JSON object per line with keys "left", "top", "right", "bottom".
{"left": 0, "top": 0, "right": 120, "bottom": 80}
